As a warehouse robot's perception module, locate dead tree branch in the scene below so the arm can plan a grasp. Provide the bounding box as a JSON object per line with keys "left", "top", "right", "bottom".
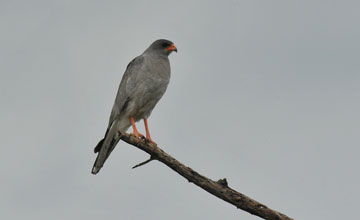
{"left": 119, "top": 132, "right": 293, "bottom": 220}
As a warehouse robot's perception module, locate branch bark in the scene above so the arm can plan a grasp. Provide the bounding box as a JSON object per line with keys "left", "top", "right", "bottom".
{"left": 119, "top": 132, "right": 293, "bottom": 220}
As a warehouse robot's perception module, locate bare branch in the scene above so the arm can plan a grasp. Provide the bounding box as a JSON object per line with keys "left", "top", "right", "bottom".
{"left": 119, "top": 132, "right": 293, "bottom": 220}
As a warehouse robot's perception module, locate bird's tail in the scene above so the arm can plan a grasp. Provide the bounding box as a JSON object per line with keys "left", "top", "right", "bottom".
{"left": 91, "top": 120, "right": 121, "bottom": 174}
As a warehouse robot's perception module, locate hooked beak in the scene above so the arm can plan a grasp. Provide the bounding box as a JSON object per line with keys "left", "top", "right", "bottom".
{"left": 165, "top": 43, "right": 177, "bottom": 53}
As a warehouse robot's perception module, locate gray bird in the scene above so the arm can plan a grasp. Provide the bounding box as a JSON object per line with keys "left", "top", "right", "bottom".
{"left": 92, "top": 39, "right": 177, "bottom": 174}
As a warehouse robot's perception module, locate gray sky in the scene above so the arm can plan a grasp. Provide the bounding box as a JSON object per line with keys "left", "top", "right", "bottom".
{"left": 1, "top": 1, "right": 359, "bottom": 219}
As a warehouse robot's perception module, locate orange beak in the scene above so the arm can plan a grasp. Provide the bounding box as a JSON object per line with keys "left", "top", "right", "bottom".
{"left": 165, "top": 43, "right": 177, "bottom": 52}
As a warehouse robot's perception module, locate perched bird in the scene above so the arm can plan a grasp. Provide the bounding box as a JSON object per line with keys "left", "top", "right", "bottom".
{"left": 91, "top": 39, "right": 177, "bottom": 174}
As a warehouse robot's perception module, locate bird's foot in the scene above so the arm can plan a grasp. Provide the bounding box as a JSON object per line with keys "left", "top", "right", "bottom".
{"left": 145, "top": 136, "right": 157, "bottom": 146}
{"left": 130, "top": 132, "right": 144, "bottom": 142}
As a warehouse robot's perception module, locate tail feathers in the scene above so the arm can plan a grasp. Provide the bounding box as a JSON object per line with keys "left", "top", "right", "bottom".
{"left": 94, "top": 138, "right": 104, "bottom": 153}
{"left": 94, "top": 128, "right": 110, "bottom": 153}
{"left": 92, "top": 120, "right": 121, "bottom": 175}
{"left": 91, "top": 166, "right": 101, "bottom": 174}
{"left": 91, "top": 135, "right": 121, "bottom": 175}
{"left": 92, "top": 138, "right": 107, "bottom": 174}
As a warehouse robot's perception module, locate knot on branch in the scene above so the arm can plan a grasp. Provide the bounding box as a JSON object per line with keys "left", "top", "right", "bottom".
{"left": 217, "top": 178, "right": 228, "bottom": 187}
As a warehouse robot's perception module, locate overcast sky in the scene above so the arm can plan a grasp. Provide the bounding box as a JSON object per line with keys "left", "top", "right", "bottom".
{"left": 1, "top": 1, "right": 359, "bottom": 219}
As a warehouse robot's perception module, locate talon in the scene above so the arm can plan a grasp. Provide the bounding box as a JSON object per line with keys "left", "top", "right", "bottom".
{"left": 146, "top": 138, "right": 157, "bottom": 146}
{"left": 130, "top": 132, "right": 144, "bottom": 142}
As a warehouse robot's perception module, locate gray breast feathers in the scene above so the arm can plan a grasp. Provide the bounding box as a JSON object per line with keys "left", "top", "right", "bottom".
{"left": 109, "top": 54, "right": 170, "bottom": 125}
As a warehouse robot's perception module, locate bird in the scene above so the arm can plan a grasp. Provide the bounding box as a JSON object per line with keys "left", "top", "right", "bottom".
{"left": 91, "top": 39, "right": 177, "bottom": 174}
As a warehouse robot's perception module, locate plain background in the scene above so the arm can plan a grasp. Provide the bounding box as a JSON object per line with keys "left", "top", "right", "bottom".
{"left": 1, "top": 1, "right": 359, "bottom": 219}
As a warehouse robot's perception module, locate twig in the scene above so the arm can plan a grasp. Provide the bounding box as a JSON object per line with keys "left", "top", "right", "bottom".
{"left": 132, "top": 156, "right": 155, "bottom": 169}
{"left": 119, "top": 132, "right": 293, "bottom": 220}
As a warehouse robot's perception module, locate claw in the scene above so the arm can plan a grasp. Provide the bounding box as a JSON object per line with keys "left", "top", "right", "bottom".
{"left": 145, "top": 138, "right": 157, "bottom": 146}
{"left": 130, "top": 132, "right": 144, "bottom": 142}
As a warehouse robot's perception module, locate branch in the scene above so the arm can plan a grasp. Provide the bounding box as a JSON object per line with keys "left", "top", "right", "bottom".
{"left": 119, "top": 132, "right": 293, "bottom": 220}
{"left": 132, "top": 156, "right": 155, "bottom": 169}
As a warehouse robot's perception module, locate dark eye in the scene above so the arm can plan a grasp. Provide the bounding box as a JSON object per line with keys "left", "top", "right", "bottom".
{"left": 161, "top": 42, "right": 170, "bottom": 48}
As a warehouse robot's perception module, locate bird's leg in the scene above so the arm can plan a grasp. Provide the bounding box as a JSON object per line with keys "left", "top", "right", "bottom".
{"left": 130, "top": 116, "right": 143, "bottom": 142}
{"left": 144, "top": 118, "right": 156, "bottom": 145}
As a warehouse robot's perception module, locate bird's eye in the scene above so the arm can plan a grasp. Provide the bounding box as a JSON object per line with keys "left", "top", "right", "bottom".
{"left": 161, "top": 42, "right": 170, "bottom": 48}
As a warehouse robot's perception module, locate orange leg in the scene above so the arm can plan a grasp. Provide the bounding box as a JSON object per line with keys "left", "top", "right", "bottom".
{"left": 144, "top": 118, "right": 156, "bottom": 145}
{"left": 130, "top": 116, "right": 143, "bottom": 141}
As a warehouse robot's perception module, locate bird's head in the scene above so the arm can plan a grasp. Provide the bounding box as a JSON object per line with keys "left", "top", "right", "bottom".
{"left": 146, "top": 39, "right": 177, "bottom": 56}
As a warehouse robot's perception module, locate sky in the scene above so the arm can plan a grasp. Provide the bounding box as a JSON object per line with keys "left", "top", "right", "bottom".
{"left": 1, "top": 0, "right": 359, "bottom": 219}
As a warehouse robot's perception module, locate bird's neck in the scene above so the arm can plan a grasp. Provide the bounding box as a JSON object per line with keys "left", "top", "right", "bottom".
{"left": 143, "top": 51, "right": 169, "bottom": 59}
